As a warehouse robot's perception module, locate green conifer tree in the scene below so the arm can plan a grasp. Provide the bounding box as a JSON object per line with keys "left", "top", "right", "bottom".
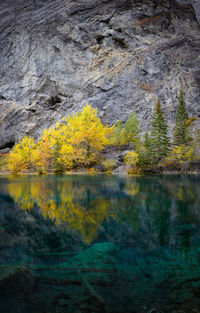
{"left": 53, "top": 139, "right": 64, "bottom": 174}
{"left": 114, "top": 120, "right": 124, "bottom": 145}
{"left": 144, "top": 131, "right": 151, "bottom": 150}
{"left": 138, "top": 131, "right": 153, "bottom": 168}
{"left": 173, "top": 90, "right": 190, "bottom": 146}
{"left": 143, "top": 131, "right": 154, "bottom": 163}
{"left": 150, "top": 99, "right": 170, "bottom": 163}
{"left": 123, "top": 111, "right": 141, "bottom": 148}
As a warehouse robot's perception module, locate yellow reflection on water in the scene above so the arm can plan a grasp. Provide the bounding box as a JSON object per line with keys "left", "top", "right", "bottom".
{"left": 7, "top": 177, "right": 121, "bottom": 244}
{"left": 4, "top": 174, "right": 200, "bottom": 249}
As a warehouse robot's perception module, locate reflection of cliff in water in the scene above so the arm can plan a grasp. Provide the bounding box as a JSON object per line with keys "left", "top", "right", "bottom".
{"left": 5, "top": 175, "right": 200, "bottom": 249}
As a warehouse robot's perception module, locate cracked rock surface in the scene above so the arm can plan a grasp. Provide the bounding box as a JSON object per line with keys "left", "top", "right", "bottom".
{"left": 0, "top": 0, "right": 200, "bottom": 149}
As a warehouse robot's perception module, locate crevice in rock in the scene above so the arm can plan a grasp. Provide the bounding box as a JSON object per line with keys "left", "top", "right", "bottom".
{"left": 53, "top": 45, "right": 61, "bottom": 53}
{"left": 57, "top": 92, "right": 71, "bottom": 99}
{"left": 0, "top": 141, "right": 15, "bottom": 150}
{"left": 47, "top": 95, "right": 62, "bottom": 109}
{"left": 117, "top": 28, "right": 122, "bottom": 33}
{"left": 113, "top": 37, "right": 129, "bottom": 49}
{"left": 96, "top": 35, "right": 104, "bottom": 45}
{"left": 69, "top": 0, "right": 133, "bottom": 17}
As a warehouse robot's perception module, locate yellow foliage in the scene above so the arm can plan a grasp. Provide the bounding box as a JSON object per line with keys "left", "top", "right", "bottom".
{"left": 86, "top": 167, "right": 96, "bottom": 174}
{"left": 7, "top": 105, "right": 114, "bottom": 173}
{"left": 64, "top": 104, "right": 113, "bottom": 165}
{"left": 32, "top": 132, "right": 52, "bottom": 173}
{"left": 165, "top": 145, "right": 195, "bottom": 166}
{"left": 124, "top": 151, "right": 140, "bottom": 174}
{"left": 8, "top": 151, "right": 25, "bottom": 174}
{"left": 7, "top": 178, "right": 115, "bottom": 244}
{"left": 185, "top": 117, "right": 197, "bottom": 126}
{"left": 124, "top": 151, "right": 139, "bottom": 166}
{"left": 124, "top": 181, "right": 139, "bottom": 196}
{"left": 101, "top": 159, "right": 116, "bottom": 172}
{"left": 47, "top": 104, "right": 114, "bottom": 170}
{"left": 57, "top": 144, "right": 74, "bottom": 170}
{"left": 8, "top": 136, "right": 36, "bottom": 173}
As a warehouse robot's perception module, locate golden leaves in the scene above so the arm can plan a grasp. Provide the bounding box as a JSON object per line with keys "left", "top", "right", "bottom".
{"left": 7, "top": 104, "right": 114, "bottom": 173}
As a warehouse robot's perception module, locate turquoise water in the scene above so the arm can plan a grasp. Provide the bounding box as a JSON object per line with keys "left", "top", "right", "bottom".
{"left": 0, "top": 174, "right": 200, "bottom": 313}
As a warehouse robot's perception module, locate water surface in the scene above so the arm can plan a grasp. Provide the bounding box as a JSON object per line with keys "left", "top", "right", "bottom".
{"left": 0, "top": 174, "right": 200, "bottom": 313}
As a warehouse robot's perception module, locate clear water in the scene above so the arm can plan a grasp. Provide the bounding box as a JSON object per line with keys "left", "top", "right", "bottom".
{"left": 0, "top": 174, "right": 200, "bottom": 313}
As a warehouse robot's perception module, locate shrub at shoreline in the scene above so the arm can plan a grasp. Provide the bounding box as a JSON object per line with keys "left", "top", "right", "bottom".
{"left": 4, "top": 92, "right": 200, "bottom": 175}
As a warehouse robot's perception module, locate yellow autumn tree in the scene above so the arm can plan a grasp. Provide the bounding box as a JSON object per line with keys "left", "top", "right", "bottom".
{"left": 165, "top": 144, "right": 195, "bottom": 173}
{"left": 124, "top": 151, "right": 140, "bottom": 174}
{"left": 64, "top": 104, "right": 114, "bottom": 166}
{"left": 32, "top": 130, "right": 52, "bottom": 174}
{"left": 46, "top": 104, "right": 114, "bottom": 171}
{"left": 8, "top": 136, "right": 36, "bottom": 174}
{"left": 7, "top": 104, "right": 114, "bottom": 173}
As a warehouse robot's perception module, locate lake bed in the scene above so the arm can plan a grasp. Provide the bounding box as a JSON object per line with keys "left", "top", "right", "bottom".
{"left": 0, "top": 174, "right": 200, "bottom": 313}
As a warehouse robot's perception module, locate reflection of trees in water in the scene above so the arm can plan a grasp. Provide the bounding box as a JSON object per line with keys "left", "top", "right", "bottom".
{"left": 7, "top": 175, "right": 200, "bottom": 247}
{"left": 7, "top": 177, "right": 117, "bottom": 244}
{"left": 162, "top": 176, "right": 200, "bottom": 252}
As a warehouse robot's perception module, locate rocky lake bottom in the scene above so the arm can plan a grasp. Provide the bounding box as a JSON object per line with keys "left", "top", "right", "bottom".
{"left": 0, "top": 174, "right": 200, "bottom": 313}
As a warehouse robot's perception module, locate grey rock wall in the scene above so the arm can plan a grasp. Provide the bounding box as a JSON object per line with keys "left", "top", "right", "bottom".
{"left": 177, "top": 0, "right": 200, "bottom": 21}
{"left": 0, "top": 0, "right": 200, "bottom": 149}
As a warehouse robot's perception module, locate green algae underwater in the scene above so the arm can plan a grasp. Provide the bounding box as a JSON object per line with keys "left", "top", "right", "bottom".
{"left": 0, "top": 174, "right": 200, "bottom": 313}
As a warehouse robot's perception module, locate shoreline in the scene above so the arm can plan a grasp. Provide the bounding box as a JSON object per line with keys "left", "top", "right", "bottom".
{"left": 0, "top": 170, "right": 200, "bottom": 176}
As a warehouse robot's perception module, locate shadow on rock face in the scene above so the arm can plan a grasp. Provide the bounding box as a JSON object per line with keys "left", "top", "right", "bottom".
{"left": 47, "top": 95, "right": 62, "bottom": 109}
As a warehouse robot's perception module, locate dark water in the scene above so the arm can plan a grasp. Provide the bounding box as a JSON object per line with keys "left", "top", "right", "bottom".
{"left": 0, "top": 174, "right": 200, "bottom": 313}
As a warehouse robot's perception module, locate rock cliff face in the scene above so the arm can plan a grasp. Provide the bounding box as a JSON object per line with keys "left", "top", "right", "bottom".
{"left": 0, "top": 0, "right": 200, "bottom": 149}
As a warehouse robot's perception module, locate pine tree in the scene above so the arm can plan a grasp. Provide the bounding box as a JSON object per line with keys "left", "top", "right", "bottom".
{"left": 144, "top": 131, "right": 151, "bottom": 150}
{"left": 150, "top": 99, "right": 170, "bottom": 163}
{"left": 138, "top": 131, "right": 153, "bottom": 168}
{"left": 173, "top": 90, "right": 190, "bottom": 146}
{"left": 143, "top": 131, "right": 154, "bottom": 164}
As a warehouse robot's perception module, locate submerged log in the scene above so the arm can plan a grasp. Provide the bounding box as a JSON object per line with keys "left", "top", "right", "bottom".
{"left": 78, "top": 269, "right": 105, "bottom": 305}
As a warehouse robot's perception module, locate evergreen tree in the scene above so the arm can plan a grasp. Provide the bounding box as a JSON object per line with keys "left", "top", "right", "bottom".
{"left": 53, "top": 139, "right": 64, "bottom": 174}
{"left": 143, "top": 130, "right": 154, "bottom": 164}
{"left": 138, "top": 131, "right": 153, "bottom": 168}
{"left": 173, "top": 90, "right": 190, "bottom": 146}
{"left": 123, "top": 111, "right": 141, "bottom": 148}
{"left": 144, "top": 131, "right": 151, "bottom": 150}
{"left": 150, "top": 99, "right": 170, "bottom": 163}
{"left": 114, "top": 120, "right": 124, "bottom": 145}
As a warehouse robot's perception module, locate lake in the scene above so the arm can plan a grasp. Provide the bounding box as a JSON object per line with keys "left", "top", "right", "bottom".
{"left": 0, "top": 174, "right": 200, "bottom": 313}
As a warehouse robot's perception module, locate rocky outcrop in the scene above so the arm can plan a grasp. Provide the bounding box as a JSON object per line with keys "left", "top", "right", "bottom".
{"left": 0, "top": 0, "right": 200, "bottom": 149}
{"left": 0, "top": 266, "right": 36, "bottom": 295}
{"left": 177, "top": 0, "right": 200, "bottom": 21}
